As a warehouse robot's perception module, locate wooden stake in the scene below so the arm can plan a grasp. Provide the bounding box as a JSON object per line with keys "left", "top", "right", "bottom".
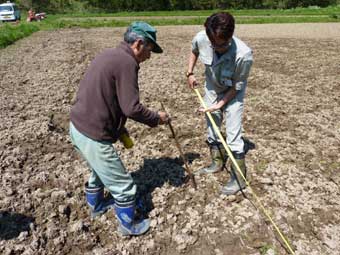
{"left": 161, "top": 103, "right": 197, "bottom": 190}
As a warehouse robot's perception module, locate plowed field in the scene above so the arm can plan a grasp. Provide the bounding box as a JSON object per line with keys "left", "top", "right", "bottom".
{"left": 1, "top": 23, "right": 340, "bottom": 255}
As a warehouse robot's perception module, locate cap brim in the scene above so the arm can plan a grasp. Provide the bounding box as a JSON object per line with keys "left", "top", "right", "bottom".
{"left": 151, "top": 42, "right": 163, "bottom": 53}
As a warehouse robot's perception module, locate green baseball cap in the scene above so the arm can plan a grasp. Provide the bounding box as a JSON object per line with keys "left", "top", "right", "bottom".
{"left": 129, "top": 21, "right": 163, "bottom": 53}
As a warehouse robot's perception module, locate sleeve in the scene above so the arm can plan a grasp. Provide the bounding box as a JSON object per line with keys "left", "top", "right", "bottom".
{"left": 191, "top": 34, "right": 200, "bottom": 55}
{"left": 115, "top": 61, "right": 159, "bottom": 127}
{"left": 232, "top": 51, "right": 253, "bottom": 91}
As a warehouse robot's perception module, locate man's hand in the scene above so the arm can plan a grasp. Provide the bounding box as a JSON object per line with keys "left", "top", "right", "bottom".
{"left": 158, "top": 111, "right": 170, "bottom": 125}
{"left": 187, "top": 75, "right": 198, "bottom": 89}
{"left": 198, "top": 102, "right": 223, "bottom": 113}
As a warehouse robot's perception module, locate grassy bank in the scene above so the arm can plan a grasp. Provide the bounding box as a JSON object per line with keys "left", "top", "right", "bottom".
{"left": 59, "top": 5, "right": 340, "bottom": 17}
{"left": 0, "top": 23, "right": 39, "bottom": 48}
{"left": 1, "top": 5, "right": 339, "bottom": 49}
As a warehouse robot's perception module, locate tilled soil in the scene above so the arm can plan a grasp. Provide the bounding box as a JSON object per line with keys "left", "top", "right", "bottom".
{"left": 0, "top": 24, "right": 339, "bottom": 255}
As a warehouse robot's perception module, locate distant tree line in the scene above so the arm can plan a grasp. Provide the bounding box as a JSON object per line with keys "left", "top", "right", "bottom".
{"left": 14, "top": 0, "right": 340, "bottom": 13}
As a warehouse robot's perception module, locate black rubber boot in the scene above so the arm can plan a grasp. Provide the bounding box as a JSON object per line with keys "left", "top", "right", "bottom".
{"left": 242, "top": 137, "right": 255, "bottom": 154}
{"left": 195, "top": 141, "right": 228, "bottom": 175}
{"left": 221, "top": 153, "right": 247, "bottom": 195}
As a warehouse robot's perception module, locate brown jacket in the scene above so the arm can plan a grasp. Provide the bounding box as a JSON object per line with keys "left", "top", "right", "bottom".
{"left": 70, "top": 42, "right": 159, "bottom": 142}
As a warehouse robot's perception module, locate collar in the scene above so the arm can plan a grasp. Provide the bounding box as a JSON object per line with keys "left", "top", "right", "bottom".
{"left": 211, "top": 39, "right": 236, "bottom": 66}
{"left": 118, "top": 41, "right": 140, "bottom": 68}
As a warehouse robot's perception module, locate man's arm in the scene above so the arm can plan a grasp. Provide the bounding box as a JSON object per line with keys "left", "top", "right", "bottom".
{"left": 200, "top": 53, "right": 253, "bottom": 113}
{"left": 199, "top": 86, "right": 237, "bottom": 113}
{"left": 115, "top": 61, "right": 169, "bottom": 126}
{"left": 115, "top": 63, "right": 160, "bottom": 127}
{"left": 187, "top": 51, "right": 199, "bottom": 89}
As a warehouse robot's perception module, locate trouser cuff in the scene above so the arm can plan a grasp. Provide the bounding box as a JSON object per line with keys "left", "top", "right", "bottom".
{"left": 115, "top": 199, "right": 135, "bottom": 208}
{"left": 232, "top": 151, "right": 245, "bottom": 159}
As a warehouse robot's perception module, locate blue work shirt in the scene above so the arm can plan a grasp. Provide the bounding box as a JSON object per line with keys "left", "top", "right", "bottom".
{"left": 192, "top": 30, "right": 253, "bottom": 94}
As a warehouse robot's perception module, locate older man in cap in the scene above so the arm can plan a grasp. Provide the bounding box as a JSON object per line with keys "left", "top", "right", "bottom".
{"left": 70, "top": 21, "right": 169, "bottom": 236}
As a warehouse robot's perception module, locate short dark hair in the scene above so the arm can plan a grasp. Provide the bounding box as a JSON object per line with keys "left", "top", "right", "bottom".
{"left": 124, "top": 27, "right": 147, "bottom": 45}
{"left": 204, "top": 12, "right": 235, "bottom": 42}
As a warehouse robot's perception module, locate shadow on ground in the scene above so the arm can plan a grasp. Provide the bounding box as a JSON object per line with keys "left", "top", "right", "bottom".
{"left": 131, "top": 152, "right": 200, "bottom": 216}
{"left": 0, "top": 211, "right": 35, "bottom": 240}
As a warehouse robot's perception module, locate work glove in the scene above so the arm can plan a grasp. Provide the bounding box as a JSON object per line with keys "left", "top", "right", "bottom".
{"left": 119, "top": 132, "right": 134, "bottom": 149}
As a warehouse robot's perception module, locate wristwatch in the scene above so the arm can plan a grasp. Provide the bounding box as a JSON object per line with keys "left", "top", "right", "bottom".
{"left": 185, "top": 71, "right": 194, "bottom": 78}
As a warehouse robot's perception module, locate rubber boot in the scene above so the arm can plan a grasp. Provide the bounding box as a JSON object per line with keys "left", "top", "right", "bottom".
{"left": 221, "top": 153, "right": 247, "bottom": 195}
{"left": 114, "top": 200, "right": 150, "bottom": 236}
{"left": 85, "top": 183, "right": 115, "bottom": 218}
{"left": 196, "top": 142, "right": 228, "bottom": 175}
{"left": 242, "top": 137, "right": 255, "bottom": 154}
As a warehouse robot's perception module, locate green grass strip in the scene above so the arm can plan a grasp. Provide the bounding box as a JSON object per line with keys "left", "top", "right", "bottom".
{"left": 1, "top": 6, "right": 340, "bottom": 49}
{"left": 56, "top": 15, "right": 340, "bottom": 27}
{"left": 0, "top": 23, "right": 39, "bottom": 48}
{"left": 60, "top": 6, "right": 340, "bottom": 17}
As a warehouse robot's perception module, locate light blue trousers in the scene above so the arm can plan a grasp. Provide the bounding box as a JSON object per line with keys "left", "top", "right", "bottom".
{"left": 204, "top": 83, "right": 247, "bottom": 154}
{"left": 69, "top": 122, "right": 136, "bottom": 202}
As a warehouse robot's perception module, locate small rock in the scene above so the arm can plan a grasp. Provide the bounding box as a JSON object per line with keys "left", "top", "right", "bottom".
{"left": 92, "top": 248, "right": 106, "bottom": 255}
{"left": 178, "top": 200, "right": 186, "bottom": 205}
{"left": 45, "top": 225, "right": 58, "bottom": 239}
{"left": 70, "top": 220, "right": 84, "bottom": 233}
{"left": 214, "top": 248, "right": 223, "bottom": 255}
{"left": 5, "top": 187, "right": 15, "bottom": 196}
{"left": 259, "top": 177, "right": 273, "bottom": 185}
{"left": 30, "top": 236, "right": 40, "bottom": 250}
{"left": 29, "top": 222, "right": 35, "bottom": 232}
{"left": 51, "top": 190, "right": 67, "bottom": 200}
{"left": 324, "top": 239, "right": 337, "bottom": 249}
{"left": 99, "top": 214, "right": 108, "bottom": 223}
{"left": 49, "top": 211, "right": 57, "bottom": 218}
{"left": 53, "top": 235, "right": 65, "bottom": 246}
{"left": 157, "top": 217, "right": 164, "bottom": 224}
{"left": 226, "top": 195, "right": 237, "bottom": 201}
{"left": 145, "top": 239, "right": 155, "bottom": 250}
{"left": 58, "top": 204, "right": 71, "bottom": 217}
{"left": 207, "top": 227, "right": 218, "bottom": 234}
{"left": 265, "top": 248, "right": 276, "bottom": 255}
{"left": 21, "top": 247, "right": 35, "bottom": 255}
{"left": 177, "top": 243, "right": 187, "bottom": 251}
{"left": 150, "top": 219, "right": 157, "bottom": 228}
{"left": 4, "top": 247, "right": 14, "bottom": 255}
{"left": 173, "top": 234, "right": 185, "bottom": 245}
{"left": 18, "top": 231, "right": 29, "bottom": 241}
{"left": 43, "top": 153, "right": 55, "bottom": 162}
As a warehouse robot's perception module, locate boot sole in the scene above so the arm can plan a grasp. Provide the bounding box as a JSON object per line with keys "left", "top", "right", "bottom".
{"left": 117, "top": 218, "right": 151, "bottom": 236}
{"left": 194, "top": 168, "right": 223, "bottom": 175}
{"left": 90, "top": 204, "right": 115, "bottom": 219}
{"left": 221, "top": 185, "right": 247, "bottom": 196}
{"left": 117, "top": 225, "right": 150, "bottom": 236}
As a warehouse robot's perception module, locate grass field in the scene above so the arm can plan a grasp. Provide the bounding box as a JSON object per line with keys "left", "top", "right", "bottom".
{"left": 1, "top": 5, "right": 340, "bottom": 49}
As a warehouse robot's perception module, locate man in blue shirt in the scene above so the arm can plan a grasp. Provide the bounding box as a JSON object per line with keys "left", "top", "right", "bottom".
{"left": 186, "top": 12, "right": 253, "bottom": 195}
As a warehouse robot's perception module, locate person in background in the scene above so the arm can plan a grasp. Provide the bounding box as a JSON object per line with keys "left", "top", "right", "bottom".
{"left": 70, "top": 21, "right": 169, "bottom": 236}
{"left": 186, "top": 12, "right": 253, "bottom": 195}
{"left": 26, "top": 8, "right": 35, "bottom": 22}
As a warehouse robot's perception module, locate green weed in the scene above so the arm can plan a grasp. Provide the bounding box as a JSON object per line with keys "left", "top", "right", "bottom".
{"left": 259, "top": 244, "right": 276, "bottom": 254}
{"left": 255, "top": 160, "right": 269, "bottom": 173}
